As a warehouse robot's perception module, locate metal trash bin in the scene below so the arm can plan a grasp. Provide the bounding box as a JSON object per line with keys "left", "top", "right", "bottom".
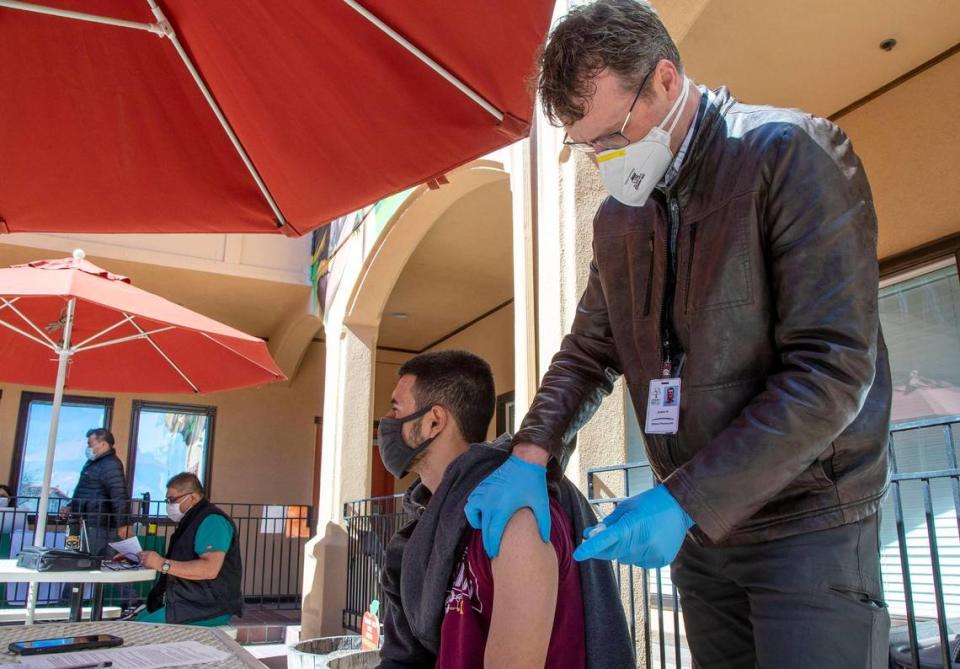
{"left": 288, "top": 636, "right": 375, "bottom": 669}
{"left": 328, "top": 651, "right": 380, "bottom": 669}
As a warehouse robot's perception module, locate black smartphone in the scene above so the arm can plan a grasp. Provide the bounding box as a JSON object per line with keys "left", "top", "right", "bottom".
{"left": 8, "top": 634, "right": 123, "bottom": 656}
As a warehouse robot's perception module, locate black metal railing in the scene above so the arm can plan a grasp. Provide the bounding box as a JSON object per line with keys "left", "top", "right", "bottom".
{"left": 884, "top": 415, "right": 960, "bottom": 669}
{"left": 342, "top": 494, "right": 412, "bottom": 632}
{"left": 0, "top": 495, "right": 312, "bottom": 612}
{"left": 586, "top": 414, "right": 960, "bottom": 669}
{"left": 587, "top": 461, "right": 683, "bottom": 669}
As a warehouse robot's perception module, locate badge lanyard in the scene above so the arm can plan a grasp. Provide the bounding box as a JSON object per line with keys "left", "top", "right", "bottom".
{"left": 645, "top": 351, "right": 682, "bottom": 435}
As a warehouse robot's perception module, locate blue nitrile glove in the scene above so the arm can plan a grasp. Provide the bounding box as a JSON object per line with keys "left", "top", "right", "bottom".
{"left": 465, "top": 455, "right": 551, "bottom": 558}
{"left": 573, "top": 485, "right": 694, "bottom": 567}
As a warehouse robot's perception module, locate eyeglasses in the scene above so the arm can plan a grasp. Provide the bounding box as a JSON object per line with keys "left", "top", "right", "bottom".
{"left": 563, "top": 65, "right": 656, "bottom": 153}
{"left": 164, "top": 492, "right": 191, "bottom": 504}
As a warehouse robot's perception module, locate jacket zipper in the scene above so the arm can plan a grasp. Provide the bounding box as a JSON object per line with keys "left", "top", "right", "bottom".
{"left": 683, "top": 222, "right": 698, "bottom": 313}
{"left": 643, "top": 231, "right": 655, "bottom": 317}
{"left": 656, "top": 196, "right": 683, "bottom": 467}
{"left": 660, "top": 197, "right": 682, "bottom": 378}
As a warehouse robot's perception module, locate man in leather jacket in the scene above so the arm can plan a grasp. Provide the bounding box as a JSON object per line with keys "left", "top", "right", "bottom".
{"left": 465, "top": 1, "right": 892, "bottom": 667}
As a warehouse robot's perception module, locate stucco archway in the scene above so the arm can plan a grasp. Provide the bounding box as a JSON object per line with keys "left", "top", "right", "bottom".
{"left": 344, "top": 159, "right": 511, "bottom": 331}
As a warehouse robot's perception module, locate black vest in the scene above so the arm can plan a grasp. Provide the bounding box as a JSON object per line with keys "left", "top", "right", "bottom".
{"left": 147, "top": 499, "right": 243, "bottom": 624}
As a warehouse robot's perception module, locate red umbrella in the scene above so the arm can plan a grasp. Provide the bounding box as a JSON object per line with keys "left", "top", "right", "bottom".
{"left": 0, "top": 249, "right": 284, "bottom": 610}
{"left": 0, "top": 0, "right": 553, "bottom": 236}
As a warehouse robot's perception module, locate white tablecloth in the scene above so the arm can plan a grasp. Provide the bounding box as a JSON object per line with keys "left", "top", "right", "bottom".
{"left": 0, "top": 621, "right": 264, "bottom": 668}
{"left": 0, "top": 558, "right": 156, "bottom": 608}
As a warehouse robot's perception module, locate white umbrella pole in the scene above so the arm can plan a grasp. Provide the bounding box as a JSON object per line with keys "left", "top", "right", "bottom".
{"left": 26, "top": 296, "right": 76, "bottom": 624}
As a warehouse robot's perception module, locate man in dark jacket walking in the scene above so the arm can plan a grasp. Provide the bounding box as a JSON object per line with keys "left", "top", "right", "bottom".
{"left": 465, "top": 1, "right": 892, "bottom": 667}
{"left": 62, "top": 428, "right": 132, "bottom": 555}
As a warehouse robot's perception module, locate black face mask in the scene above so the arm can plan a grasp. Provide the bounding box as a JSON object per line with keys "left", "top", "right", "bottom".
{"left": 377, "top": 406, "right": 436, "bottom": 479}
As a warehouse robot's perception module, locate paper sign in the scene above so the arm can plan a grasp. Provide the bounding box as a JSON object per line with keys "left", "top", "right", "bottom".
{"left": 259, "top": 505, "right": 285, "bottom": 534}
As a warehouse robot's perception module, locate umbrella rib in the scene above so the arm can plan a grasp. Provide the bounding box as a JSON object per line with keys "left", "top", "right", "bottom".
{"left": 144, "top": 0, "right": 290, "bottom": 231}
{"left": 129, "top": 318, "right": 200, "bottom": 393}
{"left": 0, "top": 0, "right": 167, "bottom": 36}
{"left": 72, "top": 313, "right": 136, "bottom": 349}
{"left": 0, "top": 0, "right": 291, "bottom": 232}
{"left": 342, "top": 0, "right": 504, "bottom": 122}
{"left": 0, "top": 297, "right": 58, "bottom": 348}
{"left": 199, "top": 332, "right": 282, "bottom": 378}
{"left": 72, "top": 325, "right": 176, "bottom": 353}
{"left": 0, "top": 316, "right": 58, "bottom": 351}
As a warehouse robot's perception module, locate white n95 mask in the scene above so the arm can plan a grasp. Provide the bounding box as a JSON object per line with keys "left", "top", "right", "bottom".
{"left": 596, "top": 77, "right": 691, "bottom": 207}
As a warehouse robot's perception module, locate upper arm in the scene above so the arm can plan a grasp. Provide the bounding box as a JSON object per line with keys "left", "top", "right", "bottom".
{"left": 106, "top": 461, "right": 128, "bottom": 499}
{"left": 196, "top": 551, "right": 226, "bottom": 579}
{"left": 194, "top": 515, "right": 233, "bottom": 578}
{"left": 195, "top": 515, "right": 234, "bottom": 554}
{"left": 485, "top": 509, "right": 558, "bottom": 669}
{"left": 766, "top": 120, "right": 879, "bottom": 404}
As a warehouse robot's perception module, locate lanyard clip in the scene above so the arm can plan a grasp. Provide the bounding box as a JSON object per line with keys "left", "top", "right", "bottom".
{"left": 661, "top": 358, "right": 673, "bottom": 379}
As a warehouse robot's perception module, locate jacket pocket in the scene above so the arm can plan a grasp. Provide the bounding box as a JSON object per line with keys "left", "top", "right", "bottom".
{"left": 795, "top": 456, "right": 835, "bottom": 491}
{"left": 686, "top": 193, "right": 755, "bottom": 312}
{"left": 594, "top": 229, "right": 655, "bottom": 322}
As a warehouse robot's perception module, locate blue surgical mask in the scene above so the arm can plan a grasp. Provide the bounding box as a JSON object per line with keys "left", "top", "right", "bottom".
{"left": 84, "top": 446, "right": 96, "bottom": 461}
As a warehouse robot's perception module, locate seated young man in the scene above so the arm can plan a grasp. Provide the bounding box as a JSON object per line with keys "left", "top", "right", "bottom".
{"left": 376, "top": 350, "right": 632, "bottom": 669}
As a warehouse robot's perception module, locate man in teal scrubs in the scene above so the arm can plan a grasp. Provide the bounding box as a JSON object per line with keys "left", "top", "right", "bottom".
{"left": 137, "top": 473, "right": 243, "bottom": 626}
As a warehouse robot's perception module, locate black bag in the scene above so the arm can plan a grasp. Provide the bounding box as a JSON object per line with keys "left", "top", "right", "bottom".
{"left": 16, "top": 547, "right": 102, "bottom": 572}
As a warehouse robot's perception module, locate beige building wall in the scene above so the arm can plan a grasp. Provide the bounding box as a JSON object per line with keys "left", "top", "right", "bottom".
{"left": 0, "top": 341, "right": 324, "bottom": 506}
{"left": 834, "top": 51, "right": 960, "bottom": 259}
{"left": 374, "top": 305, "right": 515, "bottom": 432}
{"left": 426, "top": 305, "right": 515, "bottom": 418}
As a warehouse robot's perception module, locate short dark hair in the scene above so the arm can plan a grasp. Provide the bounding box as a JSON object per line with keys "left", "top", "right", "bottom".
{"left": 538, "top": 0, "right": 682, "bottom": 125}
{"left": 86, "top": 428, "right": 114, "bottom": 447}
{"left": 167, "top": 472, "right": 204, "bottom": 496}
{"left": 398, "top": 350, "right": 496, "bottom": 444}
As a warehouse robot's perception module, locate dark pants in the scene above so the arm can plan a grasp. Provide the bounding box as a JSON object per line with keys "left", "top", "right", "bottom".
{"left": 61, "top": 525, "right": 136, "bottom": 607}
{"left": 85, "top": 524, "right": 117, "bottom": 558}
{"left": 671, "top": 514, "right": 890, "bottom": 669}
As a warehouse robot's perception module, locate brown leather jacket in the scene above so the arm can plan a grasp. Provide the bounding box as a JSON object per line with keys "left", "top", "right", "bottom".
{"left": 515, "top": 87, "right": 892, "bottom": 546}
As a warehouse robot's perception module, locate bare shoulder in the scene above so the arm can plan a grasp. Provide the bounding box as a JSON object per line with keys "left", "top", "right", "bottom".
{"left": 496, "top": 509, "right": 556, "bottom": 565}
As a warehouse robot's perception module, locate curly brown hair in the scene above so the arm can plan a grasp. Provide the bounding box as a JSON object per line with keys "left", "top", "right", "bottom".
{"left": 537, "top": 0, "right": 681, "bottom": 126}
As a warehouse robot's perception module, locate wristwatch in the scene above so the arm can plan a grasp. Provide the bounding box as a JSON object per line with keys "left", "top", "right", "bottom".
{"left": 161, "top": 560, "right": 171, "bottom": 574}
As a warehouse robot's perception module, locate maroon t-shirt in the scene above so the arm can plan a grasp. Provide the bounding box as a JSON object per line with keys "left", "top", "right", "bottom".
{"left": 436, "top": 498, "right": 586, "bottom": 668}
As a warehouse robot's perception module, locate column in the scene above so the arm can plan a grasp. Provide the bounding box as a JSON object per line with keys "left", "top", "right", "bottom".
{"left": 301, "top": 317, "right": 377, "bottom": 638}
{"left": 530, "top": 103, "right": 629, "bottom": 489}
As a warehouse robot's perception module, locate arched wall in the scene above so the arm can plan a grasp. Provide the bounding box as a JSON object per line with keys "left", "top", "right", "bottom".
{"left": 344, "top": 160, "right": 511, "bottom": 330}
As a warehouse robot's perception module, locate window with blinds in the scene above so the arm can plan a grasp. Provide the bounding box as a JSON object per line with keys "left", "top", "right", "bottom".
{"left": 878, "top": 258, "right": 960, "bottom": 620}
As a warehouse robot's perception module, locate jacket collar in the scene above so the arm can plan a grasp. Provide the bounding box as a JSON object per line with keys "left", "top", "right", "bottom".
{"left": 661, "top": 85, "right": 736, "bottom": 203}
{"left": 177, "top": 496, "right": 209, "bottom": 528}
{"left": 85, "top": 446, "right": 116, "bottom": 465}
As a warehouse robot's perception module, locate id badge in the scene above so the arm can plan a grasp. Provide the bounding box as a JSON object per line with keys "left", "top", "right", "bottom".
{"left": 645, "top": 378, "right": 681, "bottom": 434}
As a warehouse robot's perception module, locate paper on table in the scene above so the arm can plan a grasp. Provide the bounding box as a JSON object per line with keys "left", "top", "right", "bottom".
{"left": 107, "top": 536, "right": 143, "bottom": 562}
{"left": 16, "top": 640, "right": 231, "bottom": 669}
